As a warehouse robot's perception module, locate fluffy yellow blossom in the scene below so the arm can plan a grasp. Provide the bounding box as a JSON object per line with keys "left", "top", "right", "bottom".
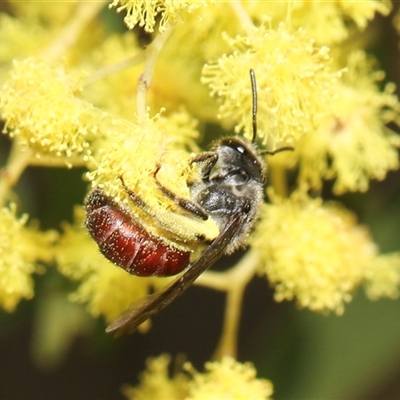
{"left": 123, "top": 354, "right": 190, "bottom": 400}
{"left": 252, "top": 190, "right": 382, "bottom": 314}
{"left": 242, "top": 1, "right": 390, "bottom": 45}
{"left": 56, "top": 207, "right": 165, "bottom": 326}
{"left": 0, "top": 3, "right": 106, "bottom": 70}
{"left": 363, "top": 253, "right": 400, "bottom": 300}
{"left": 86, "top": 112, "right": 219, "bottom": 250}
{"left": 0, "top": 204, "right": 56, "bottom": 312}
{"left": 148, "top": 2, "right": 392, "bottom": 124}
{"left": 109, "top": 0, "right": 211, "bottom": 32}
{"left": 8, "top": 0, "right": 80, "bottom": 26}
{"left": 150, "top": 2, "right": 390, "bottom": 121}
{"left": 0, "top": 57, "right": 106, "bottom": 164}
{"left": 87, "top": 112, "right": 189, "bottom": 198}
{"left": 0, "top": 15, "right": 49, "bottom": 64}
{"left": 123, "top": 355, "right": 273, "bottom": 400}
{"left": 339, "top": 0, "right": 390, "bottom": 29}
{"left": 187, "top": 357, "right": 273, "bottom": 400}
{"left": 243, "top": 2, "right": 349, "bottom": 45}
{"left": 157, "top": 107, "right": 201, "bottom": 152}
{"left": 296, "top": 51, "right": 400, "bottom": 193}
{"left": 202, "top": 24, "right": 340, "bottom": 146}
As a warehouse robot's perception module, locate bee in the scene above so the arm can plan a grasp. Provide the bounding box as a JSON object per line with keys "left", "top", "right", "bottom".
{"left": 85, "top": 70, "right": 292, "bottom": 336}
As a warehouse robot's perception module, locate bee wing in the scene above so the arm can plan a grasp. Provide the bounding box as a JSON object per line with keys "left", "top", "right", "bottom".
{"left": 106, "top": 209, "right": 247, "bottom": 337}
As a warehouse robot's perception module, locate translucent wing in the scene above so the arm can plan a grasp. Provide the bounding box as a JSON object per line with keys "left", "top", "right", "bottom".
{"left": 106, "top": 209, "right": 246, "bottom": 337}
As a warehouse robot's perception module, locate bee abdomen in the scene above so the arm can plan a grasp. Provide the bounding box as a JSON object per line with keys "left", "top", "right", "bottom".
{"left": 85, "top": 189, "right": 190, "bottom": 277}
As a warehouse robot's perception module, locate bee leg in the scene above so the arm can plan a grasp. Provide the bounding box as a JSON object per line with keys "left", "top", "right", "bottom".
{"left": 118, "top": 175, "right": 149, "bottom": 210}
{"left": 118, "top": 175, "right": 214, "bottom": 244}
{"left": 152, "top": 163, "right": 209, "bottom": 220}
{"left": 190, "top": 152, "right": 218, "bottom": 181}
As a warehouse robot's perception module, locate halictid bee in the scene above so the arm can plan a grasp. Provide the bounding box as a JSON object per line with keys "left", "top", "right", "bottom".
{"left": 85, "top": 70, "right": 293, "bottom": 336}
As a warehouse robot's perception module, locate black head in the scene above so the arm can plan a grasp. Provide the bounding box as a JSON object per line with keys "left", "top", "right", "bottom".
{"left": 217, "top": 137, "right": 265, "bottom": 185}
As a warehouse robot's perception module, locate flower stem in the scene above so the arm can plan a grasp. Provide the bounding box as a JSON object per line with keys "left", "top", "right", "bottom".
{"left": 136, "top": 24, "right": 173, "bottom": 120}
{"left": 195, "top": 249, "right": 260, "bottom": 358}
{"left": 0, "top": 140, "right": 32, "bottom": 207}
{"left": 82, "top": 52, "right": 145, "bottom": 87}
{"left": 230, "top": 1, "right": 255, "bottom": 34}
{"left": 41, "top": 1, "right": 106, "bottom": 62}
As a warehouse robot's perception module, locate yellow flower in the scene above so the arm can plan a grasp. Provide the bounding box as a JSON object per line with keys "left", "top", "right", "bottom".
{"left": 252, "top": 190, "right": 379, "bottom": 314}
{"left": 0, "top": 14, "right": 49, "bottom": 63}
{"left": 187, "top": 357, "right": 273, "bottom": 400}
{"left": 123, "top": 355, "right": 273, "bottom": 400}
{"left": 156, "top": 107, "right": 201, "bottom": 153}
{"left": 86, "top": 111, "right": 219, "bottom": 251}
{"left": 202, "top": 24, "right": 340, "bottom": 147}
{"left": 296, "top": 50, "right": 400, "bottom": 194}
{"left": 0, "top": 204, "right": 56, "bottom": 312}
{"left": 364, "top": 253, "right": 400, "bottom": 300}
{"left": 109, "top": 0, "right": 211, "bottom": 32}
{"left": 339, "top": 0, "right": 391, "bottom": 29}
{"left": 123, "top": 354, "right": 189, "bottom": 400}
{"left": 242, "top": 1, "right": 390, "bottom": 45}
{"left": 8, "top": 0, "right": 80, "bottom": 26}
{"left": 0, "top": 57, "right": 106, "bottom": 165}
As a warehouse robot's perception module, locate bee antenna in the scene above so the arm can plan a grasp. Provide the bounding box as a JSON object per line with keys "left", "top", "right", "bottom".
{"left": 250, "top": 69, "right": 257, "bottom": 143}
{"left": 260, "top": 145, "right": 295, "bottom": 156}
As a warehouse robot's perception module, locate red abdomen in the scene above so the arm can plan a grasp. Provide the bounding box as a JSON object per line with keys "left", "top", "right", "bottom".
{"left": 85, "top": 189, "right": 190, "bottom": 277}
